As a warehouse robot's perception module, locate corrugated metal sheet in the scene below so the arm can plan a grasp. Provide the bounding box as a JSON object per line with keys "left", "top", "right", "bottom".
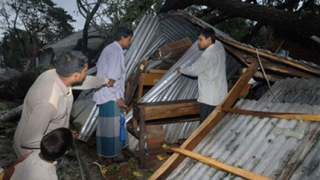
{"left": 38, "top": 27, "right": 105, "bottom": 66}
{"left": 168, "top": 77, "right": 320, "bottom": 180}
{"left": 73, "top": 13, "right": 240, "bottom": 143}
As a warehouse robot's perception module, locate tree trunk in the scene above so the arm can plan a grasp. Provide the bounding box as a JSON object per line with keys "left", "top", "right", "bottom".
{"left": 0, "top": 105, "right": 22, "bottom": 122}
{"left": 160, "top": 0, "right": 320, "bottom": 39}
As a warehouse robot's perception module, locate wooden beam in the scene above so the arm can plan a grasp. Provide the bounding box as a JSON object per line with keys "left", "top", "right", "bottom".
{"left": 225, "top": 44, "right": 317, "bottom": 79}
{"left": 147, "top": 69, "right": 167, "bottom": 74}
{"left": 222, "top": 107, "right": 320, "bottom": 122}
{"left": 134, "top": 100, "right": 199, "bottom": 121}
{"left": 125, "top": 58, "right": 148, "bottom": 106}
{"left": 259, "top": 60, "right": 316, "bottom": 79}
{"left": 149, "top": 62, "right": 259, "bottom": 180}
{"left": 138, "top": 73, "right": 164, "bottom": 100}
{"left": 171, "top": 148, "right": 274, "bottom": 180}
{"left": 241, "top": 68, "right": 283, "bottom": 82}
{"left": 220, "top": 38, "right": 320, "bottom": 76}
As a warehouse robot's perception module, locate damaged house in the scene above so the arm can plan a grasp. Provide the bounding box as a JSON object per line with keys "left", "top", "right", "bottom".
{"left": 54, "top": 11, "right": 320, "bottom": 180}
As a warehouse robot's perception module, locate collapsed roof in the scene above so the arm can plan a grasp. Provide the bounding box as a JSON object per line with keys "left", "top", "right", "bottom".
{"left": 69, "top": 11, "right": 320, "bottom": 179}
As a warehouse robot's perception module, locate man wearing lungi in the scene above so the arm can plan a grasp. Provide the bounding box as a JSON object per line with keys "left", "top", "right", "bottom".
{"left": 93, "top": 27, "right": 133, "bottom": 162}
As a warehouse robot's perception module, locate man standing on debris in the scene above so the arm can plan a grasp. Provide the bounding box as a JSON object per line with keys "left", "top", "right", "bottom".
{"left": 176, "top": 27, "right": 227, "bottom": 124}
{"left": 93, "top": 27, "right": 133, "bottom": 162}
{"left": 13, "top": 50, "right": 114, "bottom": 157}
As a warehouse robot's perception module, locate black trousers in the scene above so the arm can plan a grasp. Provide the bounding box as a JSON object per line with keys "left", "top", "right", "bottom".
{"left": 200, "top": 103, "right": 216, "bottom": 124}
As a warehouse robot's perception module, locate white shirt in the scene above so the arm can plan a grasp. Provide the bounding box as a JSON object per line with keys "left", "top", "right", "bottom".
{"left": 180, "top": 40, "right": 227, "bottom": 106}
{"left": 93, "top": 41, "right": 126, "bottom": 104}
{"left": 14, "top": 69, "right": 107, "bottom": 157}
{"left": 11, "top": 152, "right": 58, "bottom": 180}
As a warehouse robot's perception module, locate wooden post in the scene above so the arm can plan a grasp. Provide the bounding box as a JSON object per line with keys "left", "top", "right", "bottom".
{"left": 138, "top": 107, "right": 146, "bottom": 167}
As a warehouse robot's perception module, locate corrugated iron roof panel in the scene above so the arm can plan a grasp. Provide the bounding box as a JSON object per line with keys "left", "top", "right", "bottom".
{"left": 168, "top": 77, "right": 320, "bottom": 179}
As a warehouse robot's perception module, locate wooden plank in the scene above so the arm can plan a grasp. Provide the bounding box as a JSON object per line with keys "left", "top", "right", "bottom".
{"left": 225, "top": 44, "right": 317, "bottom": 79}
{"left": 136, "top": 100, "right": 199, "bottom": 121}
{"left": 259, "top": 60, "right": 316, "bottom": 79}
{"left": 147, "top": 69, "right": 167, "bottom": 74}
{"left": 137, "top": 73, "right": 164, "bottom": 100}
{"left": 222, "top": 107, "right": 320, "bottom": 122}
{"left": 220, "top": 38, "right": 320, "bottom": 76}
{"left": 140, "top": 73, "right": 164, "bottom": 86}
{"left": 149, "top": 62, "right": 259, "bottom": 180}
{"left": 241, "top": 68, "right": 283, "bottom": 82}
{"left": 125, "top": 58, "right": 148, "bottom": 106}
{"left": 171, "top": 148, "right": 274, "bottom": 180}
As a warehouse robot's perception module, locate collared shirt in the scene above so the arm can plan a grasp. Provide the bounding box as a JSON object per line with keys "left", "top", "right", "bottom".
{"left": 11, "top": 152, "right": 58, "bottom": 180}
{"left": 93, "top": 41, "right": 126, "bottom": 104}
{"left": 13, "top": 69, "right": 107, "bottom": 157}
{"left": 180, "top": 40, "right": 227, "bottom": 106}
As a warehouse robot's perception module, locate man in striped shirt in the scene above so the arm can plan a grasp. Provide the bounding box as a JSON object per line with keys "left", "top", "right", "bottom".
{"left": 177, "top": 28, "right": 227, "bottom": 124}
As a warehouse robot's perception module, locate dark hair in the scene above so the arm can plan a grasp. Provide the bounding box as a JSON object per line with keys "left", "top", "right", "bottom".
{"left": 198, "top": 28, "right": 216, "bottom": 43}
{"left": 40, "top": 128, "right": 72, "bottom": 161}
{"left": 114, "top": 27, "right": 133, "bottom": 41}
{"left": 55, "top": 50, "right": 88, "bottom": 77}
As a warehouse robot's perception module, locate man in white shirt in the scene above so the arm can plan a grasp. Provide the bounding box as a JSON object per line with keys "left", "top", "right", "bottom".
{"left": 93, "top": 27, "right": 133, "bottom": 162}
{"left": 177, "top": 28, "right": 227, "bottom": 124}
{"left": 13, "top": 50, "right": 113, "bottom": 157}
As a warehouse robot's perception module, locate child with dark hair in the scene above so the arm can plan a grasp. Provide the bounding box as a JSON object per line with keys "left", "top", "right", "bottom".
{"left": 4, "top": 128, "right": 72, "bottom": 180}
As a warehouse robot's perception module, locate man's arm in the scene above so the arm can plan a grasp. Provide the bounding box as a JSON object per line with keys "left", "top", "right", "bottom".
{"left": 72, "top": 76, "right": 114, "bottom": 90}
{"left": 180, "top": 54, "right": 215, "bottom": 77}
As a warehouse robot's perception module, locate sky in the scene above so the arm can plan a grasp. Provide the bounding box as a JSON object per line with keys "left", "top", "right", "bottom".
{"left": 52, "top": 0, "right": 86, "bottom": 31}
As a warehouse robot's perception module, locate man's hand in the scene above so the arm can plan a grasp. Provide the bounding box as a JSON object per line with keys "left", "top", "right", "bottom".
{"left": 117, "top": 98, "right": 125, "bottom": 108}
{"left": 106, "top": 79, "right": 115, "bottom": 87}
{"left": 70, "top": 129, "right": 78, "bottom": 139}
{"left": 176, "top": 67, "right": 181, "bottom": 73}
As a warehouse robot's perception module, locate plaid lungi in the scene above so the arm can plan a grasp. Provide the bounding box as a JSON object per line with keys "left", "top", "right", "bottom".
{"left": 96, "top": 101, "right": 128, "bottom": 158}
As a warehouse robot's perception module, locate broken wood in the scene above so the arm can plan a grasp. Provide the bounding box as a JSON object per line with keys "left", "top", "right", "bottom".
{"left": 170, "top": 148, "right": 274, "bottom": 180}
{"left": 147, "top": 69, "right": 167, "bottom": 74}
{"left": 221, "top": 107, "right": 320, "bottom": 122}
{"left": 225, "top": 44, "right": 317, "bottom": 79}
{"left": 124, "top": 58, "right": 148, "bottom": 106}
{"left": 151, "top": 37, "right": 192, "bottom": 61}
{"left": 131, "top": 99, "right": 200, "bottom": 166}
{"left": 137, "top": 73, "right": 164, "bottom": 100}
{"left": 220, "top": 39, "right": 320, "bottom": 76}
{"left": 241, "top": 68, "right": 283, "bottom": 82}
{"left": 149, "top": 62, "right": 259, "bottom": 180}
{"left": 133, "top": 100, "right": 199, "bottom": 121}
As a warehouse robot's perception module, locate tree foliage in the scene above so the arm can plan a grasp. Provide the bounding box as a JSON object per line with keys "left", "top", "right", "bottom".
{"left": 78, "top": 0, "right": 164, "bottom": 31}
{"left": 0, "top": 0, "right": 75, "bottom": 68}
